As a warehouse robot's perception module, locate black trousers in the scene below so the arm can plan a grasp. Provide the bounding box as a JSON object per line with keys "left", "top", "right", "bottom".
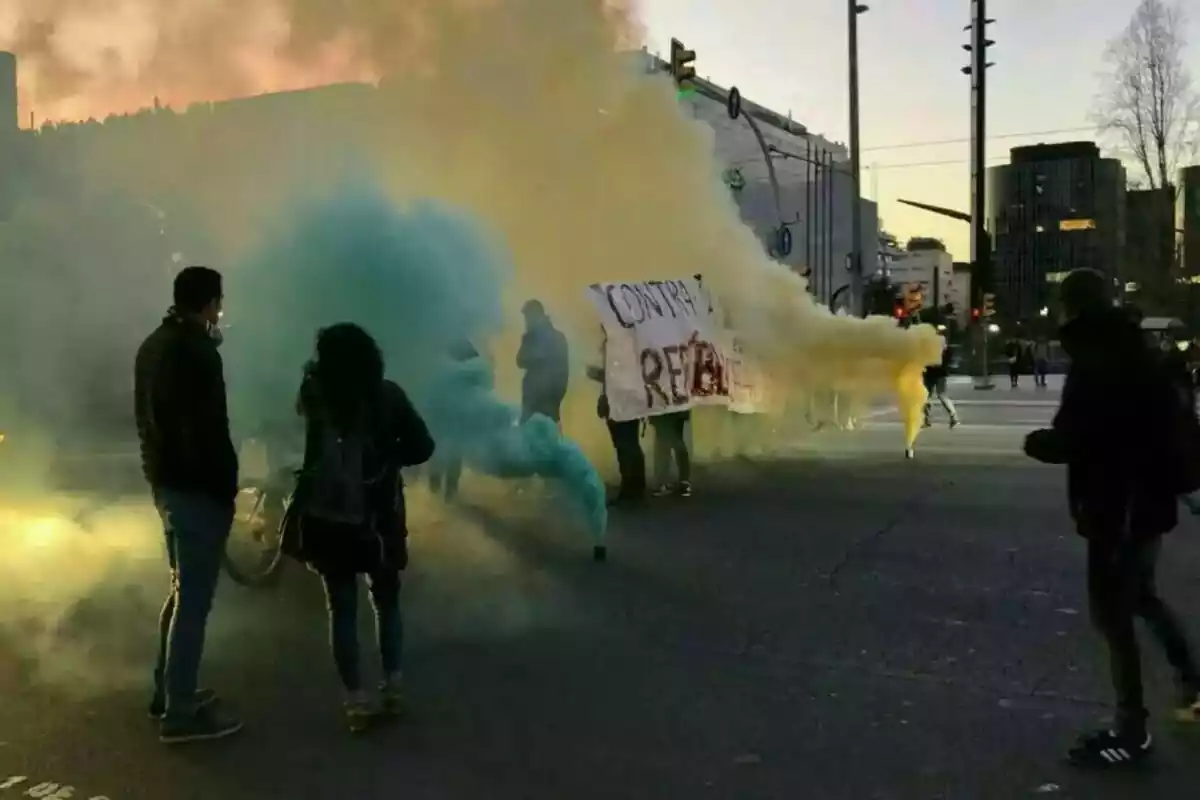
{"left": 1088, "top": 536, "right": 1200, "bottom": 733}
{"left": 606, "top": 419, "right": 645, "bottom": 498}
{"left": 651, "top": 411, "right": 691, "bottom": 485}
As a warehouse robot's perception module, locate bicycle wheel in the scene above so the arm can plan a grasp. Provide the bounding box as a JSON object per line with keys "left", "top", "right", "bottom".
{"left": 224, "top": 485, "right": 287, "bottom": 588}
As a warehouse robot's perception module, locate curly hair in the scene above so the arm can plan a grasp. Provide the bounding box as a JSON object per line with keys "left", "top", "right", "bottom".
{"left": 306, "top": 322, "right": 385, "bottom": 431}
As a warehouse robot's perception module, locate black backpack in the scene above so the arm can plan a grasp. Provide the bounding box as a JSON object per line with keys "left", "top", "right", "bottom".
{"left": 283, "top": 417, "right": 390, "bottom": 573}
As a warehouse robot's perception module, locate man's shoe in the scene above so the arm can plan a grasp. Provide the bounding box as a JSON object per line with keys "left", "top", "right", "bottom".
{"left": 949, "top": 418, "right": 960, "bottom": 429}
{"left": 159, "top": 705, "right": 243, "bottom": 744}
{"left": 676, "top": 481, "right": 692, "bottom": 498}
{"left": 650, "top": 484, "right": 673, "bottom": 498}
{"left": 1173, "top": 689, "right": 1200, "bottom": 723}
{"left": 344, "top": 697, "right": 376, "bottom": 734}
{"left": 380, "top": 679, "right": 406, "bottom": 718}
{"left": 1067, "top": 729, "right": 1152, "bottom": 768}
{"left": 148, "top": 688, "right": 218, "bottom": 719}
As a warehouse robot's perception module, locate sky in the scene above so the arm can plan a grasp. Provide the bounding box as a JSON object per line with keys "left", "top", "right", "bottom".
{"left": 638, "top": 0, "right": 1200, "bottom": 260}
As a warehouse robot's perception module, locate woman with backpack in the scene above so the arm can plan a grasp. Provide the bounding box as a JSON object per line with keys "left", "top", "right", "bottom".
{"left": 287, "top": 323, "right": 435, "bottom": 732}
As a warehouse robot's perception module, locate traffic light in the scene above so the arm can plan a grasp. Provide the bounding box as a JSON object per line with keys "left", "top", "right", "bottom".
{"left": 972, "top": 307, "right": 981, "bottom": 320}
{"left": 982, "top": 292, "right": 996, "bottom": 317}
{"left": 669, "top": 38, "right": 697, "bottom": 93}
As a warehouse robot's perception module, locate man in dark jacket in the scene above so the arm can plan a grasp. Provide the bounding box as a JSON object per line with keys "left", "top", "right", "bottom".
{"left": 134, "top": 266, "right": 241, "bottom": 744}
{"left": 1024, "top": 268, "right": 1200, "bottom": 768}
{"left": 517, "top": 299, "right": 569, "bottom": 425}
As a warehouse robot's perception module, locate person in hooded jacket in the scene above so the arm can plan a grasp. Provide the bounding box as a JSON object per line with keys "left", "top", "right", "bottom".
{"left": 1024, "top": 268, "right": 1200, "bottom": 768}
{"left": 517, "top": 299, "right": 569, "bottom": 427}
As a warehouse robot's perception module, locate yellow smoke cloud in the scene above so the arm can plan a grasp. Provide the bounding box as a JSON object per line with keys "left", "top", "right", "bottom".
{"left": 2, "top": 0, "right": 941, "bottom": 458}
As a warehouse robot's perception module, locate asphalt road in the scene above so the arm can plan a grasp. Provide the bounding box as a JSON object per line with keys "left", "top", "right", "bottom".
{"left": 4, "top": 384, "right": 1200, "bottom": 799}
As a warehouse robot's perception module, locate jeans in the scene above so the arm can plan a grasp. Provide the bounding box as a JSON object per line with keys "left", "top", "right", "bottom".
{"left": 652, "top": 412, "right": 691, "bottom": 485}
{"left": 1033, "top": 359, "right": 1048, "bottom": 387}
{"left": 1088, "top": 536, "right": 1200, "bottom": 734}
{"left": 152, "top": 488, "right": 233, "bottom": 718}
{"left": 428, "top": 454, "right": 463, "bottom": 501}
{"left": 606, "top": 419, "right": 646, "bottom": 498}
{"left": 321, "top": 570, "right": 403, "bottom": 692}
{"left": 923, "top": 379, "right": 958, "bottom": 423}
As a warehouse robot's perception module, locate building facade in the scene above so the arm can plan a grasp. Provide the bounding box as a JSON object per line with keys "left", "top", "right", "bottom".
{"left": 1180, "top": 165, "right": 1200, "bottom": 278}
{"left": 637, "top": 52, "right": 878, "bottom": 311}
{"left": 885, "top": 238, "right": 962, "bottom": 320}
{"left": 987, "top": 142, "right": 1126, "bottom": 320}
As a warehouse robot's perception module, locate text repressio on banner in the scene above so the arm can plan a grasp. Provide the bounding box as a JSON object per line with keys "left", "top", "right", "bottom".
{"left": 585, "top": 275, "right": 765, "bottom": 422}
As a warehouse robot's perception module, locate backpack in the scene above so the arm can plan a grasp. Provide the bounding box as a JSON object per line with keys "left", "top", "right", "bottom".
{"left": 283, "top": 417, "right": 390, "bottom": 573}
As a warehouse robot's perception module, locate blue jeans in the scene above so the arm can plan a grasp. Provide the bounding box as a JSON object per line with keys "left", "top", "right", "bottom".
{"left": 152, "top": 488, "right": 233, "bottom": 717}
{"left": 321, "top": 570, "right": 403, "bottom": 692}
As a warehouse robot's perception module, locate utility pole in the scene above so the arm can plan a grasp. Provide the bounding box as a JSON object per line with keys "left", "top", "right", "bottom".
{"left": 962, "top": 0, "right": 995, "bottom": 389}
{"left": 848, "top": 2, "right": 869, "bottom": 316}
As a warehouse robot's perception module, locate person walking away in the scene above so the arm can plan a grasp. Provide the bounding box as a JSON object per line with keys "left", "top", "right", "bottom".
{"left": 427, "top": 339, "right": 477, "bottom": 502}
{"left": 1032, "top": 337, "right": 1050, "bottom": 388}
{"left": 517, "top": 300, "right": 569, "bottom": 428}
{"left": 1023, "top": 268, "right": 1200, "bottom": 768}
{"left": 1005, "top": 338, "right": 1021, "bottom": 388}
{"left": 288, "top": 323, "right": 435, "bottom": 732}
{"left": 650, "top": 410, "right": 692, "bottom": 497}
{"left": 134, "top": 265, "right": 242, "bottom": 744}
{"left": 587, "top": 331, "right": 645, "bottom": 506}
{"left": 922, "top": 339, "right": 960, "bottom": 429}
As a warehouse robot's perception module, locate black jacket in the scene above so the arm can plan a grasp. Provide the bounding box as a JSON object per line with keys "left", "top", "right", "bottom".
{"left": 517, "top": 321, "right": 569, "bottom": 410}
{"left": 134, "top": 312, "right": 238, "bottom": 503}
{"left": 1024, "top": 307, "right": 1179, "bottom": 541}
{"left": 297, "top": 375, "right": 435, "bottom": 571}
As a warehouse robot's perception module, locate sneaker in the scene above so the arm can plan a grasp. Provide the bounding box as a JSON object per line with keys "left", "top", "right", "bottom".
{"left": 159, "top": 704, "right": 243, "bottom": 745}
{"left": 1067, "top": 729, "right": 1152, "bottom": 768}
{"left": 344, "top": 697, "right": 376, "bottom": 734}
{"left": 148, "top": 688, "right": 217, "bottom": 720}
{"left": 949, "top": 418, "right": 960, "bottom": 429}
{"left": 921, "top": 419, "right": 932, "bottom": 429}
{"left": 677, "top": 481, "right": 692, "bottom": 498}
{"left": 651, "top": 484, "right": 673, "bottom": 498}
{"left": 1173, "top": 690, "right": 1200, "bottom": 723}
{"left": 380, "top": 679, "right": 406, "bottom": 718}
{"left": 904, "top": 448, "right": 915, "bottom": 460}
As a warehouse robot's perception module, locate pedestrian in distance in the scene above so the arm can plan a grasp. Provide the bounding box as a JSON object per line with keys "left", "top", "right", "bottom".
{"left": 650, "top": 410, "right": 692, "bottom": 497}
{"left": 134, "top": 265, "right": 242, "bottom": 744}
{"left": 921, "top": 338, "right": 960, "bottom": 430}
{"left": 1005, "top": 338, "right": 1021, "bottom": 388}
{"left": 426, "top": 339, "right": 478, "bottom": 503}
{"left": 286, "top": 323, "right": 435, "bottom": 733}
{"left": 517, "top": 299, "right": 569, "bottom": 428}
{"left": 1032, "top": 337, "right": 1050, "bottom": 389}
{"left": 1023, "top": 267, "right": 1200, "bottom": 769}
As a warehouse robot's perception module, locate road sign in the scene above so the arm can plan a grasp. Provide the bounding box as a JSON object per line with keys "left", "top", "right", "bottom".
{"left": 727, "top": 86, "right": 742, "bottom": 120}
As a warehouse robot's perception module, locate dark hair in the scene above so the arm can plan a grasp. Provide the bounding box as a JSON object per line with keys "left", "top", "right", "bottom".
{"left": 309, "top": 323, "right": 385, "bottom": 430}
{"left": 173, "top": 266, "right": 223, "bottom": 313}
{"left": 522, "top": 299, "right": 545, "bottom": 316}
{"left": 1059, "top": 269, "right": 1110, "bottom": 317}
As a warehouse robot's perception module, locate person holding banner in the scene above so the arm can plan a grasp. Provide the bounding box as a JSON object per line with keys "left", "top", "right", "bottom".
{"left": 650, "top": 411, "right": 692, "bottom": 497}
{"left": 587, "top": 338, "right": 646, "bottom": 507}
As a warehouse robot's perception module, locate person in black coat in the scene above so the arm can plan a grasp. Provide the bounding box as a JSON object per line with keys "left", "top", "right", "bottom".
{"left": 1024, "top": 268, "right": 1200, "bottom": 767}
{"left": 134, "top": 265, "right": 242, "bottom": 744}
{"left": 295, "top": 323, "right": 434, "bottom": 732}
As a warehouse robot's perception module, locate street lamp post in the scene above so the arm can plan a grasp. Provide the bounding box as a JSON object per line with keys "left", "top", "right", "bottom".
{"left": 848, "top": 2, "right": 869, "bottom": 316}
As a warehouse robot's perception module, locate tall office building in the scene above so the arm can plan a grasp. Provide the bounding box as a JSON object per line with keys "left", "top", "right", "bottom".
{"left": 987, "top": 142, "right": 1125, "bottom": 320}
{"left": 1180, "top": 165, "right": 1200, "bottom": 278}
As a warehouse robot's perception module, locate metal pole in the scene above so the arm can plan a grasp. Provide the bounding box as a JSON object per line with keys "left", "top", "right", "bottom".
{"left": 970, "top": 0, "right": 992, "bottom": 388}
{"left": 826, "top": 149, "right": 835, "bottom": 306}
{"left": 848, "top": 1, "right": 865, "bottom": 315}
{"left": 805, "top": 138, "right": 814, "bottom": 286}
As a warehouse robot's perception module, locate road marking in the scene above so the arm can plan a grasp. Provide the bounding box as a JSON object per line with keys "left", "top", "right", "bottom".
{"left": 947, "top": 399, "right": 1059, "bottom": 407}
{"left": 0, "top": 775, "right": 109, "bottom": 799}
{"left": 865, "top": 422, "right": 1045, "bottom": 432}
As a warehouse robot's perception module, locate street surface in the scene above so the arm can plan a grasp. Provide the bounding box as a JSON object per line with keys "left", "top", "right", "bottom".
{"left": 4, "top": 375, "right": 1200, "bottom": 799}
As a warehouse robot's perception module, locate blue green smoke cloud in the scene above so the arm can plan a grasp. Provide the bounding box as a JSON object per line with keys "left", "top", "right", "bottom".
{"left": 224, "top": 181, "right": 606, "bottom": 542}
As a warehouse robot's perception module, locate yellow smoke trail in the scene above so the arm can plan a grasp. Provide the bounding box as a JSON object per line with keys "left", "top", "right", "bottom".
{"left": 2, "top": 0, "right": 943, "bottom": 458}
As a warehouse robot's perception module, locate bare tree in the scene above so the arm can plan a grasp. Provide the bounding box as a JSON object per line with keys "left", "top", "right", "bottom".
{"left": 1094, "top": 0, "right": 1198, "bottom": 190}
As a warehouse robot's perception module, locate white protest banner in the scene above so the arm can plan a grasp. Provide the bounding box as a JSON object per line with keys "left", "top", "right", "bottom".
{"left": 585, "top": 275, "right": 765, "bottom": 421}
